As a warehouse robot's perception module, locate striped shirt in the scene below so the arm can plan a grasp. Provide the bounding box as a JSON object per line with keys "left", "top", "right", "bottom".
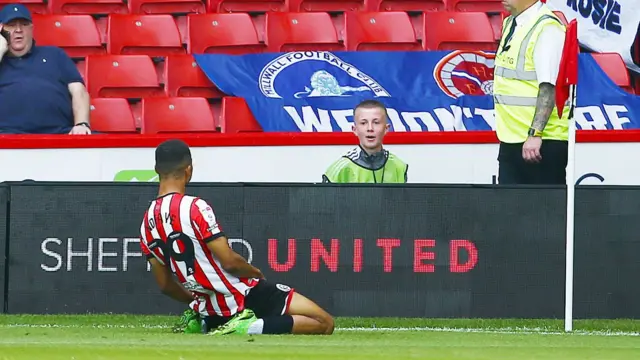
{"left": 139, "top": 193, "right": 257, "bottom": 317}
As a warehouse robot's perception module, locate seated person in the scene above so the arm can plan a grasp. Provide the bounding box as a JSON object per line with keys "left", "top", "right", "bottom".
{"left": 0, "top": 4, "right": 91, "bottom": 134}
{"left": 323, "top": 100, "right": 408, "bottom": 183}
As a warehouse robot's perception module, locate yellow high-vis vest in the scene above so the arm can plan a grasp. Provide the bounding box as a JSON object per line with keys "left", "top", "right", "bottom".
{"left": 494, "top": 6, "right": 569, "bottom": 144}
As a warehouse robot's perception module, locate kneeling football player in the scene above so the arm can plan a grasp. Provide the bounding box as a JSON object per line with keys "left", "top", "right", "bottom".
{"left": 140, "top": 139, "right": 334, "bottom": 335}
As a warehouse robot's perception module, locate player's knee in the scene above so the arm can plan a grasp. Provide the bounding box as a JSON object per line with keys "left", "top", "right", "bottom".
{"left": 321, "top": 314, "right": 334, "bottom": 335}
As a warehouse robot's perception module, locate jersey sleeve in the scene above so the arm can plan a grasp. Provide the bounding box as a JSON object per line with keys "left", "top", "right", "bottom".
{"left": 191, "top": 199, "right": 225, "bottom": 243}
{"left": 139, "top": 217, "right": 166, "bottom": 265}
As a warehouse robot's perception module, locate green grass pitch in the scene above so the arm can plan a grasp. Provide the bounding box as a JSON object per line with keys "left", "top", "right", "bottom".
{"left": 1, "top": 315, "right": 639, "bottom": 359}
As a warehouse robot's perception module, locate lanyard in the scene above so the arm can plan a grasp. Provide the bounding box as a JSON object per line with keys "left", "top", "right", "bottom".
{"left": 372, "top": 166, "right": 386, "bottom": 184}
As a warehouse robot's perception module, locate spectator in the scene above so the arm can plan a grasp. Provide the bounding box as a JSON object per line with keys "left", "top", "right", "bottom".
{"left": 322, "top": 100, "right": 408, "bottom": 184}
{"left": 0, "top": 4, "right": 91, "bottom": 134}
{"left": 494, "top": 0, "right": 567, "bottom": 184}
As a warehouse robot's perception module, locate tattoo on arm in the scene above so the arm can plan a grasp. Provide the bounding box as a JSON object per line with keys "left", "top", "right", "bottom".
{"left": 531, "top": 82, "right": 556, "bottom": 131}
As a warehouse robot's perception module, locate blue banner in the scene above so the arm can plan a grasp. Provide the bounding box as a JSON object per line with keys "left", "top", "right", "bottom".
{"left": 193, "top": 50, "right": 640, "bottom": 132}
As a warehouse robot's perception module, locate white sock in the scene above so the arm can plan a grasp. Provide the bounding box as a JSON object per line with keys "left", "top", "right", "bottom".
{"left": 247, "top": 319, "right": 264, "bottom": 335}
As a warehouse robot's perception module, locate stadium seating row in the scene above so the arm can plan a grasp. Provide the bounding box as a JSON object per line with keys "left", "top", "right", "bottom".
{"left": 83, "top": 55, "right": 222, "bottom": 98}
{"left": 90, "top": 96, "right": 259, "bottom": 134}
{"left": 34, "top": 12, "right": 500, "bottom": 56}
{"left": 3, "top": 0, "right": 505, "bottom": 15}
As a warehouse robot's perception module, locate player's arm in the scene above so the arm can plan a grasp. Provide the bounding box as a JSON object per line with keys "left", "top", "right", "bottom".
{"left": 206, "top": 236, "right": 264, "bottom": 279}
{"left": 148, "top": 257, "right": 195, "bottom": 304}
{"left": 140, "top": 221, "right": 194, "bottom": 304}
{"left": 193, "top": 199, "right": 264, "bottom": 279}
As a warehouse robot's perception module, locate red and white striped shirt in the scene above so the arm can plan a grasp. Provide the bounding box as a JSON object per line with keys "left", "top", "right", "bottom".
{"left": 139, "top": 193, "right": 257, "bottom": 317}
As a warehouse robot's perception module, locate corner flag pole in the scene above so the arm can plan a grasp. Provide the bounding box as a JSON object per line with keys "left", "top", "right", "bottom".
{"left": 564, "top": 82, "right": 577, "bottom": 332}
{"left": 559, "top": 19, "right": 579, "bottom": 333}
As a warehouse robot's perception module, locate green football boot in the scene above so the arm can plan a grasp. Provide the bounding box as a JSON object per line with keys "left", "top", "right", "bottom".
{"left": 209, "top": 309, "right": 258, "bottom": 335}
{"left": 172, "top": 308, "right": 201, "bottom": 334}
{"left": 185, "top": 317, "right": 203, "bottom": 334}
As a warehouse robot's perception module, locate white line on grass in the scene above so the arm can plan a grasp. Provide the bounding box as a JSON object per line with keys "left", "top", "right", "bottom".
{"left": 2, "top": 324, "right": 170, "bottom": 329}
{"left": 1, "top": 324, "right": 639, "bottom": 336}
{"left": 339, "top": 327, "right": 640, "bottom": 336}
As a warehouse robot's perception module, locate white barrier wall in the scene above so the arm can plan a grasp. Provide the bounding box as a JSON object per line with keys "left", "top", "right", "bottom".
{"left": 0, "top": 132, "right": 637, "bottom": 185}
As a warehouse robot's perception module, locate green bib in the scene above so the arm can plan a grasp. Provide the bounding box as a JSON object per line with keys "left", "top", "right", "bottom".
{"left": 323, "top": 147, "right": 408, "bottom": 184}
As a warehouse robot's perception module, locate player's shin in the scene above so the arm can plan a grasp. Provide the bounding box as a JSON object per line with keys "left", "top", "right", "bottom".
{"left": 289, "top": 315, "right": 332, "bottom": 335}
{"left": 248, "top": 316, "right": 294, "bottom": 335}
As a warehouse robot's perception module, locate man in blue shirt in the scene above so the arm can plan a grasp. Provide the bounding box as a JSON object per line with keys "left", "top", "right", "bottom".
{"left": 0, "top": 4, "right": 91, "bottom": 134}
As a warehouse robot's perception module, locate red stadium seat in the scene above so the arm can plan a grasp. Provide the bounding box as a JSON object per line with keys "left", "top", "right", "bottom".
{"left": 488, "top": 12, "right": 504, "bottom": 40}
{"left": 107, "top": 14, "right": 185, "bottom": 55}
{"left": 0, "top": 0, "right": 47, "bottom": 14}
{"left": 47, "top": 0, "right": 127, "bottom": 15}
{"left": 265, "top": 12, "right": 343, "bottom": 52}
{"left": 344, "top": 11, "right": 420, "bottom": 51}
{"left": 290, "top": 0, "right": 366, "bottom": 12}
{"left": 187, "top": 13, "right": 265, "bottom": 54}
{"left": 206, "top": 0, "right": 287, "bottom": 12}
{"left": 591, "top": 52, "right": 635, "bottom": 94}
{"left": 368, "top": 0, "right": 445, "bottom": 12}
{"left": 32, "top": 15, "right": 104, "bottom": 58}
{"left": 552, "top": 10, "right": 568, "bottom": 25}
{"left": 365, "top": 1, "right": 445, "bottom": 42}
{"left": 423, "top": 11, "right": 496, "bottom": 51}
{"left": 220, "top": 97, "right": 262, "bottom": 133}
{"left": 163, "top": 54, "right": 224, "bottom": 97}
{"left": 77, "top": 62, "right": 86, "bottom": 81}
{"left": 128, "top": 0, "right": 205, "bottom": 14}
{"left": 85, "top": 55, "right": 164, "bottom": 98}
{"left": 447, "top": 0, "right": 503, "bottom": 13}
{"left": 90, "top": 98, "right": 138, "bottom": 133}
{"left": 141, "top": 97, "right": 217, "bottom": 134}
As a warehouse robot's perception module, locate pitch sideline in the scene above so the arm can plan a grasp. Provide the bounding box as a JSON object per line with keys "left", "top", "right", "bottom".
{"left": 1, "top": 323, "right": 639, "bottom": 337}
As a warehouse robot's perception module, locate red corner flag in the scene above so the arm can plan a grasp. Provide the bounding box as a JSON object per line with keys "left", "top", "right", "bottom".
{"left": 556, "top": 19, "right": 579, "bottom": 118}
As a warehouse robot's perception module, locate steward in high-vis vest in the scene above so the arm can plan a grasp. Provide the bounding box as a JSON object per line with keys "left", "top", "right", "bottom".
{"left": 322, "top": 100, "right": 408, "bottom": 184}
{"left": 494, "top": 0, "right": 569, "bottom": 185}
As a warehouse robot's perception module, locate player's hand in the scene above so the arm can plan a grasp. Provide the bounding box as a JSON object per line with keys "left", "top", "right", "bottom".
{"left": 0, "top": 25, "right": 8, "bottom": 55}
{"left": 522, "top": 136, "right": 542, "bottom": 163}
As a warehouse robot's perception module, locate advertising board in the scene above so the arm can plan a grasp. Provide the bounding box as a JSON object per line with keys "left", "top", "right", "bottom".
{"left": 6, "top": 183, "right": 568, "bottom": 318}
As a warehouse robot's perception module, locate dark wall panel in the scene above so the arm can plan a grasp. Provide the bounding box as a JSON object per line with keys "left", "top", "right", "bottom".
{"left": 574, "top": 187, "right": 640, "bottom": 319}
{"left": 0, "top": 185, "right": 7, "bottom": 313}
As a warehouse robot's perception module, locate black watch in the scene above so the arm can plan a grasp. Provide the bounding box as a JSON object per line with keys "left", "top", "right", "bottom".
{"left": 528, "top": 127, "right": 542, "bottom": 137}
{"left": 76, "top": 122, "right": 91, "bottom": 129}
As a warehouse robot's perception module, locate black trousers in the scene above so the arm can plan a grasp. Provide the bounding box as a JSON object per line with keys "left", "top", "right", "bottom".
{"left": 498, "top": 140, "right": 568, "bottom": 185}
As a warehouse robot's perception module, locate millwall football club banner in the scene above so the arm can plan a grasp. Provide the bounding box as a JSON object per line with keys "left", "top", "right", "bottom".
{"left": 546, "top": 0, "right": 640, "bottom": 72}
{"left": 193, "top": 51, "right": 640, "bottom": 132}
